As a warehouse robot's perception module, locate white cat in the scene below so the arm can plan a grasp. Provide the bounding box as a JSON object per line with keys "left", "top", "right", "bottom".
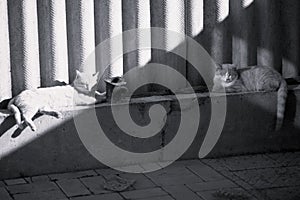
{"left": 8, "top": 70, "right": 105, "bottom": 131}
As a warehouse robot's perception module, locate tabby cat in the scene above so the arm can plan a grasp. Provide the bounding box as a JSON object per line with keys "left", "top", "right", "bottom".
{"left": 212, "top": 64, "right": 287, "bottom": 131}
{"left": 8, "top": 70, "right": 105, "bottom": 131}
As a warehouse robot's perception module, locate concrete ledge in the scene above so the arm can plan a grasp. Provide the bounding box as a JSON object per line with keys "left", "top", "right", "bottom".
{"left": 0, "top": 87, "right": 300, "bottom": 179}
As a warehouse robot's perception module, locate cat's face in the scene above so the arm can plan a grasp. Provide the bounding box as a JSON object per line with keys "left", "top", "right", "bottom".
{"left": 215, "top": 64, "right": 238, "bottom": 83}
{"left": 73, "top": 70, "right": 99, "bottom": 94}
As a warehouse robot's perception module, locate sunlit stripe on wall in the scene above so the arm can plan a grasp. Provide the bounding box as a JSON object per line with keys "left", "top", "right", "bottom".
{"left": 216, "top": 0, "right": 229, "bottom": 22}
{"left": 79, "top": 0, "right": 95, "bottom": 74}
{"left": 187, "top": 0, "right": 204, "bottom": 37}
{"left": 108, "top": 0, "right": 123, "bottom": 77}
{"left": 0, "top": 0, "right": 12, "bottom": 100}
{"left": 242, "top": 0, "right": 254, "bottom": 8}
{"left": 38, "top": 0, "right": 69, "bottom": 86}
{"left": 136, "top": 0, "right": 151, "bottom": 67}
{"left": 165, "top": 0, "right": 185, "bottom": 51}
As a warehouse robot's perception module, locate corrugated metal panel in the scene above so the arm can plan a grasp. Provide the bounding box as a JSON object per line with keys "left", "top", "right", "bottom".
{"left": 0, "top": 0, "right": 298, "bottom": 99}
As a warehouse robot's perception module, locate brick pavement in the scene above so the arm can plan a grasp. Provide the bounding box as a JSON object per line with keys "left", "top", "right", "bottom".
{"left": 0, "top": 152, "right": 299, "bottom": 200}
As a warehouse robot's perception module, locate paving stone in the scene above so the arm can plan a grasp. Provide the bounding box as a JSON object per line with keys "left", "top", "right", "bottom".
{"left": 80, "top": 176, "right": 110, "bottom": 194}
{"left": 4, "top": 178, "right": 27, "bottom": 185}
{"left": 31, "top": 175, "right": 50, "bottom": 182}
{"left": 0, "top": 181, "right": 5, "bottom": 187}
{"left": 118, "top": 165, "right": 145, "bottom": 173}
{"left": 220, "top": 154, "right": 278, "bottom": 171}
{"left": 146, "top": 165, "right": 202, "bottom": 178}
{"left": 49, "top": 170, "right": 97, "bottom": 181}
{"left": 197, "top": 188, "right": 255, "bottom": 200}
{"left": 24, "top": 177, "right": 31, "bottom": 183}
{"left": 13, "top": 190, "right": 66, "bottom": 200}
{"left": 161, "top": 159, "right": 203, "bottom": 168}
{"left": 251, "top": 186, "right": 300, "bottom": 200}
{"left": 71, "top": 193, "right": 124, "bottom": 200}
{"left": 7, "top": 182, "right": 59, "bottom": 194}
{"left": 218, "top": 170, "right": 241, "bottom": 182}
{"left": 187, "top": 180, "right": 238, "bottom": 192}
{"left": 95, "top": 168, "right": 124, "bottom": 179}
{"left": 145, "top": 166, "right": 203, "bottom": 186}
{"left": 267, "top": 152, "right": 300, "bottom": 167}
{"left": 120, "top": 173, "right": 156, "bottom": 189}
{"left": 234, "top": 166, "right": 300, "bottom": 189}
{"left": 140, "top": 163, "right": 162, "bottom": 172}
{"left": 0, "top": 187, "right": 12, "bottom": 200}
{"left": 201, "top": 158, "right": 229, "bottom": 171}
{"left": 121, "top": 187, "right": 167, "bottom": 199}
{"left": 163, "top": 185, "right": 203, "bottom": 200}
{"left": 146, "top": 172, "right": 203, "bottom": 186}
{"left": 140, "top": 195, "right": 175, "bottom": 200}
{"left": 57, "top": 179, "right": 91, "bottom": 197}
{"left": 187, "top": 164, "right": 227, "bottom": 182}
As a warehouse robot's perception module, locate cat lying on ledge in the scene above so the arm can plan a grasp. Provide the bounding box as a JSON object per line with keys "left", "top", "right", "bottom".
{"left": 8, "top": 70, "right": 105, "bottom": 131}
{"left": 212, "top": 64, "right": 287, "bottom": 131}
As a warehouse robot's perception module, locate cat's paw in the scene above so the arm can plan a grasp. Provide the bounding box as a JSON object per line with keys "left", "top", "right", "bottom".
{"left": 18, "top": 123, "right": 24, "bottom": 130}
{"left": 53, "top": 112, "right": 62, "bottom": 119}
{"left": 31, "top": 126, "right": 37, "bottom": 132}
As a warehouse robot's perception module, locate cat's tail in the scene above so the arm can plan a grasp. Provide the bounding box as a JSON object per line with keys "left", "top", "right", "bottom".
{"left": 7, "top": 100, "right": 22, "bottom": 127}
{"left": 275, "top": 79, "right": 288, "bottom": 131}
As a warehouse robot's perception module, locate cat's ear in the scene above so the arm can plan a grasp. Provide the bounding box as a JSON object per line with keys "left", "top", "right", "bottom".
{"left": 231, "top": 64, "right": 238, "bottom": 70}
{"left": 93, "top": 71, "right": 99, "bottom": 78}
{"left": 216, "top": 63, "right": 222, "bottom": 70}
{"left": 75, "top": 70, "right": 81, "bottom": 77}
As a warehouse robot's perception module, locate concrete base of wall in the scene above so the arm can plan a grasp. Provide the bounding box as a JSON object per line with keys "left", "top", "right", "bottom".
{"left": 0, "top": 87, "right": 299, "bottom": 179}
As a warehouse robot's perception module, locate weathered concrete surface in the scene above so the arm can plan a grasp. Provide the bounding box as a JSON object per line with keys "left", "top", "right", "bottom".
{"left": 0, "top": 87, "right": 299, "bottom": 179}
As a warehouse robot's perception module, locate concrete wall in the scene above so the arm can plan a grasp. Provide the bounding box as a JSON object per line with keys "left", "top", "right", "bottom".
{"left": 0, "top": 87, "right": 299, "bottom": 180}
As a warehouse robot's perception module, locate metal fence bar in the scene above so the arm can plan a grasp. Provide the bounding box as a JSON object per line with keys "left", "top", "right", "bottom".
{"left": 186, "top": 0, "right": 205, "bottom": 86}
{"left": 231, "top": 0, "right": 256, "bottom": 68}
{"left": 38, "top": 0, "right": 69, "bottom": 86}
{"left": 66, "top": 0, "right": 95, "bottom": 82}
{"left": 256, "top": 0, "right": 281, "bottom": 72}
{"left": 8, "top": 0, "right": 40, "bottom": 95}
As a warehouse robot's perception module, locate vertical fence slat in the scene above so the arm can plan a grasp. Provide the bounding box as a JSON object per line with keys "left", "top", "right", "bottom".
{"left": 9, "top": 0, "right": 41, "bottom": 95}
{"left": 95, "top": 0, "right": 123, "bottom": 91}
{"left": 0, "top": 0, "right": 12, "bottom": 101}
{"left": 256, "top": 0, "right": 281, "bottom": 72}
{"left": 150, "top": 0, "right": 186, "bottom": 91}
{"left": 186, "top": 0, "right": 204, "bottom": 86}
{"left": 67, "top": 0, "right": 95, "bottom": 82}
{"left": 211, "top": 0, "right": 231, "bottom": 64}
{"left": 231, "top": 0, "right": 256, "bottom": 67}
{"left": 122, "top": 0, "right": 151, "bottom": 93}
{"left": 136, "top": 0, "right": 151, "bottom": 67}
{"left": 281, "top": 0, "right": 300, "bottom": 78}
{"left": 38, "top": 0, "right": 69, "bottom": 86}
{"left": 186, "top": 0, "right": 203, "bottom": 38}
{"left": 165, "top": 0, "right": 185, "bottom": 52}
